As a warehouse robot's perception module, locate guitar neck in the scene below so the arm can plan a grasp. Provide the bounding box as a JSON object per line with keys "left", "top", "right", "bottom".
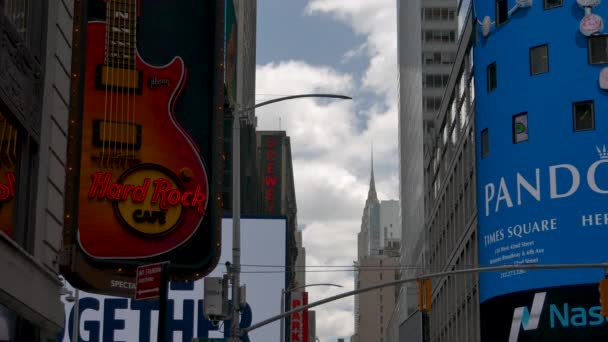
{"left": 105, "top": 0, "right": 137, "bottom": 69}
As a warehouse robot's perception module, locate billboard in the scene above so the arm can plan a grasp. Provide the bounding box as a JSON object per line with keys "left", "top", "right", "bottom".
{"left": 477, "top": 142, "right": 608, "bottom": 301}
{"left": 481, "top": 284, "right": 608, "bottom": 341}
{"left": 58, "top": 218, "right": 287, "bottom": 341}
{"left": 473, "top": 1, "right": 608, "bottom": 340}
{"left": 260, "top": 133, "right": 284, "bottom": 215}
{"left": 63, "top": 0, "right": 225, "bottom": 293}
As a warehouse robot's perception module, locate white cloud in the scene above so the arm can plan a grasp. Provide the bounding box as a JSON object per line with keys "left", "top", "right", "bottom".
{"left": 255, "top": 1, "right": 398, "bottom": 341}
{"left": 306, "top": 0, "right": 398, "bottom": 101}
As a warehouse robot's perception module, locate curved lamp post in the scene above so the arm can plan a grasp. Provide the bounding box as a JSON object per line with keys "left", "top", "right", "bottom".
{"left": 280, "top": 283, "right": 343, "bottom": 342}
{"left": 229, "top": 94, "right": 352, "bottom": 341}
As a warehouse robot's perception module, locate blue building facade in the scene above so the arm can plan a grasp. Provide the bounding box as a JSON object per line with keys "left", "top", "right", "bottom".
{"left": 474, "top": 0, "right": 608, "bottom": 340}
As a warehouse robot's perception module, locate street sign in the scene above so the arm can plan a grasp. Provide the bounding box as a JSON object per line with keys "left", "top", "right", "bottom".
{"left": 135, "top": 262, "right": 166, "bottom": 300}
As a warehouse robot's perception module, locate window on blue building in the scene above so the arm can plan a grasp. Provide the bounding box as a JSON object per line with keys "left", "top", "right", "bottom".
{"left": 481, "top": 129, "right": 489, "bottom": 158}
{"left": 487, "top": 62, "right": 497, "bottom": 92}
{"left": 530, "top": 45, "right": 549, "bottom": 75}
{"left": 513, "top": 113, "right": 529, "bottom": 143}
{"left": 573, "top": 101, "right": 595, "bottom": 131}
{"left": 588, "top": 35, "right": 608, "bottom": 64}
{"left": 544, "top": 0, "right": 563, "bottom": 10}
{"left": 496, "top": 0, "right": 508, "bottom": 26}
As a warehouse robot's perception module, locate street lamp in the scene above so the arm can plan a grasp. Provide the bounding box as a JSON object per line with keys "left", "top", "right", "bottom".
{"left": 228, "top": 94, "right": 352, "bottom": 341}
{"left": 280, "top": 283, "right": 343, "bottom": 342}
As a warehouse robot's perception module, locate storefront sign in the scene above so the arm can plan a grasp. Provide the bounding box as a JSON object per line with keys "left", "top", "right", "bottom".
{"left": 63, "top": 0, "right": 225, "bottom": 294}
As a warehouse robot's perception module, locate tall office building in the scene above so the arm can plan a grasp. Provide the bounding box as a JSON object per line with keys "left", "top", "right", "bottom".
{"left": 353, "top": 159, "right": 400, "bottom": 342}
{"left": 0, "top": 0, "right": 72, "bottom": 339}
{"left": 222, "top": 0, "right": 260, "bottom": 215}
{"left": 257, "top": 130, "right": 299, "bottom": 287}
{"left": 423, "top": 4, "right": 479, "bottom": 341}
{"left": 386, "top": 0, "right": 475, "bottom": 341}
{"left": 393, "top": 0, "right": 466, "bottom": 340}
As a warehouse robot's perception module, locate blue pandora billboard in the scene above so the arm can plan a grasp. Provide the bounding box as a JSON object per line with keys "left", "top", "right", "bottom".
{"left": 473, "top": 0, "right": 608, "bottom": 340}
{"left": 478, "top": 142, "right": 608, "bottom": 301}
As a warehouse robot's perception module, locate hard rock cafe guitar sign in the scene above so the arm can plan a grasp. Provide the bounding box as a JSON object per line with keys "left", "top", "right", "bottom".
{"left": 63, "top": 0, "right": 223, "bottom": 290}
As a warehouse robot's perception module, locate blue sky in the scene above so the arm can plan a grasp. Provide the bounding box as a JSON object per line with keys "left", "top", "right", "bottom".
{"left": 255, "top": 1, "right": 399, "bottom": 340}
{"left": 257, "top": 0, "right": 365, "bottom": 73}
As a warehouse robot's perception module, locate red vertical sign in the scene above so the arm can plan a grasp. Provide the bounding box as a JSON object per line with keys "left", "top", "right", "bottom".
{"left": 261, "top": 134, "right": 283, "bottom": 215}
{"left": 290, "top": 291, "right": 309, "bottom": 342}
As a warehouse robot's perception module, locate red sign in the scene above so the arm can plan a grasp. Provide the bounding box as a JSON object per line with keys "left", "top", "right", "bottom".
{"left": 290, "top": 291, "right": 309, "bottom": 342}
{"left": 261, "top": 134, "right": 283, "bottom": 215}
{"left": 135, "top": 263, "right": 165, "bottom": 300}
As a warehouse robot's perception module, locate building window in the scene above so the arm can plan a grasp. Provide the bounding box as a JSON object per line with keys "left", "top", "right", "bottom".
{"left": 588, "top": 35, "right": 608, "bottom": 65}
{"left": 2, "top": 0, "right": 46, "bottom": 61}
{"left": 544, "top": 0, "right": 563, "bottom": 10}
{"left": 573, "top": 101, "right": 595, "bottom": 131}
{"left": 496, "top": 0, "right": 508, "bottom": 26}
{"left": 481, "top": 128, "right": 489, "bottom": 158}
{"left": 530, "top": 45, "right": 549, "bottom": 75}
{"left": 2, "top": 0, "right": 29, "bottom": 37}
{"left": 0, "top": 113, "right": 18, "bottom": 242}
{"left": 0, "top": 109, "right": 38, "bottom": 252}
{"left": 425, "top": 97, "right": 442, "bottom": 112}
{"left": 425, "top": 74, "right": 450, "bottom": 88}
{"left": 512, "top": 113, "right": 529, "bottom": 143}
{"left": 487, "top": 62, "right": 497, "bottom": 92}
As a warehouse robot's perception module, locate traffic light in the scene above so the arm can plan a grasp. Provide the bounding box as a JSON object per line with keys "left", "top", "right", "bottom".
{"left": 600, "top": 279, "right": 608, "bottom": 317}
{"left": 417, "top": 278, "right": 433, "bottom": 312}
{"left": 425, "top": 279, "right": 432, "bottom": 312}
{"left": 418, "top": 279, "right": 424, "bottom": 312}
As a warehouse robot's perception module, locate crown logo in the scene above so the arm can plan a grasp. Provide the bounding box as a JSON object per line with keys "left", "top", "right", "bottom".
{"left": 596, "top": 145, "right": 608, "bottom": 159}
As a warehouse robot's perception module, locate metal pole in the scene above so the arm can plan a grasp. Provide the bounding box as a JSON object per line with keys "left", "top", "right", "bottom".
{"left": 230, "top": 104, "right": 241, "bottom": 341}
{"left": 244, "top": 262, "right": 608, "bottom": 333}
{"left": 280, "top": 290, "right": 285, "bottom": 342}
{"left": 72, "top": 289, "right": 79, "bottom": 342}
{"left": 157, "top": 263, "right": 169, "bottom": 342}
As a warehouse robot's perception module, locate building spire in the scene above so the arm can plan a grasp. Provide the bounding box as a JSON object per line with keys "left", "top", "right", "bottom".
{"left": 368, "top": 144, "right": 377, "bottom": 201}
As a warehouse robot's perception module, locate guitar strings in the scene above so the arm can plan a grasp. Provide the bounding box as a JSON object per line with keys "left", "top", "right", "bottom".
{"left": 132, "top": 0, "right": 138, "bottom": 166}
{"left": 130, "top": 0, "right": 136, "bottom": 167}
{"left": 109, "top": 0, "right": 117, "bottom": 168}
{"left": 125, "top": 0, "right": 131, "bottom": 167}
{"left": 118, "top": 0, "right": 125, "bottom": 168}
{"left": 102, "top": 0, "right": 110, "bottom": 166}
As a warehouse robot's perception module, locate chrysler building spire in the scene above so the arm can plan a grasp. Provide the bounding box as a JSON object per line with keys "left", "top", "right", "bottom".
{"left": 368, "top": 146, "right": 378, "bottom": 201}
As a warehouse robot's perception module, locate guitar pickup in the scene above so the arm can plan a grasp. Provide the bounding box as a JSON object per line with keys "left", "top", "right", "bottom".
{"left": 92, "top": 120, "right": 142, "bottom": 149}
{"left": 95, "top": 65, "right": 143, "bottom": 94}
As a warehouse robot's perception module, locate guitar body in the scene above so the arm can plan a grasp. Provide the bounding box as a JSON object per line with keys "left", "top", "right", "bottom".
{"left": 77, "top": 22, "right": 208, "bottom": 259}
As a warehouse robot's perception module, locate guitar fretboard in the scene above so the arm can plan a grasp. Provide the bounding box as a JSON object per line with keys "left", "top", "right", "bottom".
{"left": 105, "top": 0, "right": 137, "bottom": 69}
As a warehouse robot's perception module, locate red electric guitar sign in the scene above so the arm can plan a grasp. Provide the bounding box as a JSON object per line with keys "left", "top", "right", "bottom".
{"left": 75, "top": 0, "right": 209, "bottom": 259}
